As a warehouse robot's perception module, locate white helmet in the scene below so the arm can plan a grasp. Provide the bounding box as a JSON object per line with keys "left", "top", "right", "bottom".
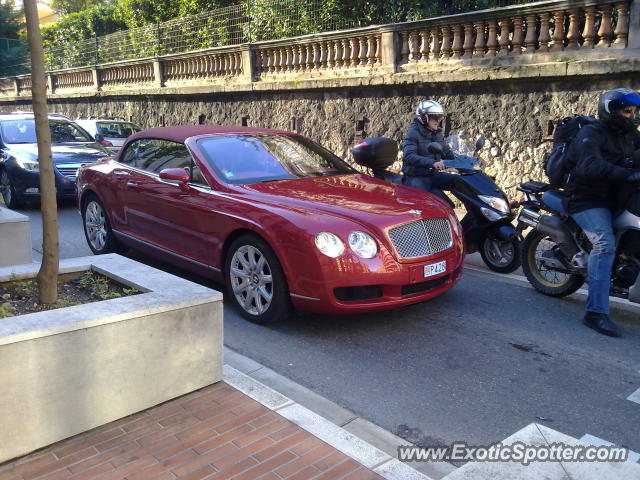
{"left": 416, "top": 100, "right": 445, "bottom": 125}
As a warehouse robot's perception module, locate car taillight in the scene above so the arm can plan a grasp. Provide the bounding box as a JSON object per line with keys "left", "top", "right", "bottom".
{"left": 98, "top": 140, "right": 113, "bottom": 147}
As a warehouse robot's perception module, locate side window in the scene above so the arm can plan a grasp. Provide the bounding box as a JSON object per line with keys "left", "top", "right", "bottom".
{"left": 141, "top": 140, "right": 192, "bottom": 174}
{"left": 119, "top": 138, "right": 154, "bottom": 169}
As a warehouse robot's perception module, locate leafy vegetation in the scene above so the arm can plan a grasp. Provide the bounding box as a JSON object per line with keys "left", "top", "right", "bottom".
{"left": 0, "top": 271, "right": 140, "bottom": 319}
{"left": 0, "top": 1, "right": 29, "bottom": 76}
{"left": 36, "top": 0, "right": 526, "bottom": 69}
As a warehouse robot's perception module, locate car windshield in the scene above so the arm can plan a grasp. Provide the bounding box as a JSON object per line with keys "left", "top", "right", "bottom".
{"left": 197, "top": 134, "right": 355, "bottom": 184}
{"left": 96, "top": 121, "right": 140, "bottom": 138}
{"left": 1, "top": 119, "right": 93, "bottom": 144}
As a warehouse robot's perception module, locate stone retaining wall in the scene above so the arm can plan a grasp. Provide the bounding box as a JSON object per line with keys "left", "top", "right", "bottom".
{"left": 3, "top": 72, "right": 638, "bottom": 199}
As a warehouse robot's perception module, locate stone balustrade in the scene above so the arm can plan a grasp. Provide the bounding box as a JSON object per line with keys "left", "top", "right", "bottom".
{"left": 396, "top": 0, "right": 630, "bottom": 67}
{"left": 255, "top": 34, "right": 382, "bottom": 77}
{"left": 100, "top": 62, "right": 155, "bottom": 88}
{"left": 53, "top": 70, "right": 94, "bottom": 92}
{"left": 163, "top": 51, "right": 242, "bottom": 85}
{"left": 0, "top": 78, "right": 15, "bottom": 96}
{"left": 0, "top": 0, "right": 636, "bottom": 98}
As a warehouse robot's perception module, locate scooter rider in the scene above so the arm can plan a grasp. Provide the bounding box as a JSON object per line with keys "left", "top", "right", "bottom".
{"left": 567, "top": 87, "right": 640, "bottom": 337}
{"left": 402, "top": 100, "right": 457, "bottom": 201}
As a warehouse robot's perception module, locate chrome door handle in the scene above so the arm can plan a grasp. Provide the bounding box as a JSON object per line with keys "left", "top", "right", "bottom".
{"left": 126, "top": 182, "right": 139, "bottom": 188}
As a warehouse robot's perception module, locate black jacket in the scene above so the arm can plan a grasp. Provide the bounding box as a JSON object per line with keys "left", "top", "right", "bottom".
{"left": 566, "top": 120, "right": 640, "bottom": 213}
{"left": 402, "top": 119, "right": 454, "bottom": 177}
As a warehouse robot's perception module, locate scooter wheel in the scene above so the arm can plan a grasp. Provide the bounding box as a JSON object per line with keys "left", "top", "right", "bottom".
{"left": 521, "top": 230, "right": 585, "bottom": 297}
{"left": 479, "top": 235, "right": 521, "bottom": 274}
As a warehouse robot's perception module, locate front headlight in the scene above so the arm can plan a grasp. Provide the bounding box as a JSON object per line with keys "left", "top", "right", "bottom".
{"left": 478, "top": 195, "right": 510, "bottom": 214}
{"left": 16, "top": 157, "right": 39, "bottom": 171}
{"left": 348, "top": 231, "right": 377, "bottom": 258}
{"left": 315, "top": 232, "right": 344, "bottom": 258}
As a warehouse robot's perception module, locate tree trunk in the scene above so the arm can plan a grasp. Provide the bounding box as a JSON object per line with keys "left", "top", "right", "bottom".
{"left": 24, "top": 0, "right": 59, "bottom": 304}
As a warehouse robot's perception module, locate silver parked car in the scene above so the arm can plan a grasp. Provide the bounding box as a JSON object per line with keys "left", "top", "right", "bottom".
{"left": 75, "top": 119, "right": 141, "bottom": 153}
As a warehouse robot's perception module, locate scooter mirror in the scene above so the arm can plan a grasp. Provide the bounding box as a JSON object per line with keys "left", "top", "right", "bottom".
{"left": 427, "top": 142, "right": 444, "bottom": 155}
{"left": 475, "top": 136, "right": 486, "bottom": 151}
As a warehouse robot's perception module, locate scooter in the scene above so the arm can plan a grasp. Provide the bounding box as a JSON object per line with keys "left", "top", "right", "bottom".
{"left": 352, "top": 136, "right": 521, "bottom": 273}
{"left": 516, "top": 181, "right": 640, "bottom": 303}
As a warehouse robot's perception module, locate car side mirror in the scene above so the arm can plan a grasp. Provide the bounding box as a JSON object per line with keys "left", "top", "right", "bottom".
{"left": 159, "top": 167, "right": 190, "bottom": 185}
{"left": 95, "top": 133, "right": 105, "bottom": 142}
{"left": 475, "top": 136, "right": 486, "bottom": 151}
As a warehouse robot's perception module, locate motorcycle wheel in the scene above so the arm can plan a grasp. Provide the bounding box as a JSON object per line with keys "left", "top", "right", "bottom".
{"left": 479, "top": 234, "right": 521, "bottom": 274}
{"left": 521, "top": 230, "right": 585, "bottom": 297}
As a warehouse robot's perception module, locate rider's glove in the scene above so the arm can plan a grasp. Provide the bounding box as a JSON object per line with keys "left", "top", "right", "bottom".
{"left": 628, "top": 171, "right": 640, "bottom": 183}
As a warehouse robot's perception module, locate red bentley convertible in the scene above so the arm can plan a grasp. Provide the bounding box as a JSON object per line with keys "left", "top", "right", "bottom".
{"left": 77, "top": 126, "right": 464, "bottom": 323}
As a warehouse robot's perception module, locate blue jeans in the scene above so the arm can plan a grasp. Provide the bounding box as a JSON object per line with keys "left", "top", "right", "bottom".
{"left": 570, "top": 208, "right": 616, "bottom": 314}
{"left": 404, "top": 172, "right": 457, "bottom": 202}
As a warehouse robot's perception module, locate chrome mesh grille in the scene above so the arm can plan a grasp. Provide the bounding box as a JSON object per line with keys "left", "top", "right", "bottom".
{"left": 388, "top": 218, "right": 452, "bottom": 258}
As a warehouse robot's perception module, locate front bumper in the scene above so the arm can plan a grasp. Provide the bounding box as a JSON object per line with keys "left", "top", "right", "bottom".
{"left": 287, "top": 239, "right": 465, "bottom": 315}
{"left": 9, "top": 165, "right": 79, "bottom": 200}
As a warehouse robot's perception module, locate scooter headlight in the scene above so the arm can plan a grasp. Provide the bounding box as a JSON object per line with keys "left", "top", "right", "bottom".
{"left": 315, "top": 232, "right": 345, "bottom": 258}
{"left": 478, "top": 195, "right": 510, "bottom": 214}
{"left": 481, "top": 207, "right": 504, "bottom": 221}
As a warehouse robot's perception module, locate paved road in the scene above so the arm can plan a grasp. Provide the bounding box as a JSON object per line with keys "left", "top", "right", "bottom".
{"left": 18, "top": 203, "right": 640, "bottom": 456}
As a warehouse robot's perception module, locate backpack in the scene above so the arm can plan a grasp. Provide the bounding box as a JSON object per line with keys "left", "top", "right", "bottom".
{"left": 544, "top": 115, "right": 597, "bottom": 187}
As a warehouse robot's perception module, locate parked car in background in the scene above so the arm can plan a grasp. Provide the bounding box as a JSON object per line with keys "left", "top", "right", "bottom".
{"left": 75, "top": 119, "right": 141, "bottom": 152}
{"left": 77, "top": 126, "right": 465, "bottom": 323}
{"left": 0, "top": 112, "right": 111, "bottom": 208}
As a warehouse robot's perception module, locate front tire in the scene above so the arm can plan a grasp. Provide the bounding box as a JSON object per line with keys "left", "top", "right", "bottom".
{"left": 81, "top": 194, "right": 124, "bottom": 255}
{"left": 479, "top": 234, "right": 521, "bottom": 274}
{"left": 225, "top": 234, "right": 291, "bottom": 324}
{"left": 0, "top": 170, "right": 22, "bottom": 209}
{"left": 521, "top": 230, "right": 584, "bottom": 297}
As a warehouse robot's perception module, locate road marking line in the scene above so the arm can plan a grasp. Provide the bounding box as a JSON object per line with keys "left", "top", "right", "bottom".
{"left": 580, "top": 434, "right": 640, "bottom": 463}
{"left": 627, "top": 387, "right": 640, "bottom": 405}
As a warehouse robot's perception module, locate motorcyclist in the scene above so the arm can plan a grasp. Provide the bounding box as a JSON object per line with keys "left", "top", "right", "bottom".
{"left": 402, "top": 100, "right": 457, "bottom": 201}
{"left": 566, "top": 87, "right": 640, "bottom": 337}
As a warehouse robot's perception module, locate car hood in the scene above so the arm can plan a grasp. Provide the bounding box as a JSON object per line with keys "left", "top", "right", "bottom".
{"left": 6, "top": 143, "right": 111, "bottom": 164}
{"left": 238, "top": 173, "right": 452, "bottom": 228}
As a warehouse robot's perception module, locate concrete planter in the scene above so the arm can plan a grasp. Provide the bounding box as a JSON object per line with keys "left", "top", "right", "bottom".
{"left": 0, "top": 207, "right": 32, "bottom": 267}
{"left": 0, "top": 254, "right": 223, "bottom": 464}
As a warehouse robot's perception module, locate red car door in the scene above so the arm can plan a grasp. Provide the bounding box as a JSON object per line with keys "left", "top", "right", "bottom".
{"left": 125, "top": 140, "right": 219, "bottom": 266}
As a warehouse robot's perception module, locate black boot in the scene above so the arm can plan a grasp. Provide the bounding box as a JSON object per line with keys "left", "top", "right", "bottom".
{"left": 583, "top": 312, "right": 621, "bottom": 337}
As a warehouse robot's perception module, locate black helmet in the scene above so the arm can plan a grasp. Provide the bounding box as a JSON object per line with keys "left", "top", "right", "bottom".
{"left": 597, "top": 88, "right": 640, "bottom": 132}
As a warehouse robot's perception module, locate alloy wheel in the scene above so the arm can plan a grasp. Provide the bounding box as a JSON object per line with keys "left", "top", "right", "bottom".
{"left": 229, "top": 245, "right": 273, "bottom": 316}
{"left": 483, "top": 238, "right": 514, "bottom": 267}
{"left": 1, "top": 171, "right": 13, "bottom": 206}
{"left": 84, "top": 200, "right": 107, "bottom": 252}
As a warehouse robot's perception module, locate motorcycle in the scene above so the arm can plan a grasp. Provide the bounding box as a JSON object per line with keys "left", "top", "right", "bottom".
{"left": 352, "top": 135, "right": 522, "bottom": 273}
{"left": 516, "top": 181, "right": 640, "bottom": 303}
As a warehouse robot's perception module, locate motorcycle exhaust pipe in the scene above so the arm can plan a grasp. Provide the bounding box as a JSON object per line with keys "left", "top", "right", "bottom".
{"left": 520, "top": 209, "right": 581, "bottom": 259}
{"left": 519, "top": 208, "right": 540, "bottom": 228}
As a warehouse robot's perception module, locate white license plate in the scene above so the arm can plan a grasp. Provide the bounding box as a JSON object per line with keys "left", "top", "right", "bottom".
{"left": 424, "top": 260, "right": 446, "bottom": 278}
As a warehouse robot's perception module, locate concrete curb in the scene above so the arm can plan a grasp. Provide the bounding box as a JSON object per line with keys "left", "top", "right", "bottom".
{"left": 223, "top": 348, "right": 457, "bottom": 480}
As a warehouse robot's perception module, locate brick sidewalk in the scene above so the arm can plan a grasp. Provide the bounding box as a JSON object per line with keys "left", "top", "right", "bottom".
{"left": 0, "top": 382, "right": 383, "bottom": 480}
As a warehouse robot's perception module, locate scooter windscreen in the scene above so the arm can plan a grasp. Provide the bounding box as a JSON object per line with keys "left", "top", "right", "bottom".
{"left": 443, "top": 134, "right": 482, "bottom": 170}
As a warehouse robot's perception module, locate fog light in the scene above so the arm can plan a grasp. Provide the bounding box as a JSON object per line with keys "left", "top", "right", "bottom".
{"left": 25, "top": 187, "right": 39, "bottom": 194}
